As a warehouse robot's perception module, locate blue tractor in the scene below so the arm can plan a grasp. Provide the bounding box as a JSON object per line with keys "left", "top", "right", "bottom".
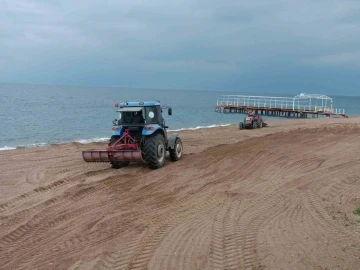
{"left": 82, "top": 101, "right": 183, "bottom": 169}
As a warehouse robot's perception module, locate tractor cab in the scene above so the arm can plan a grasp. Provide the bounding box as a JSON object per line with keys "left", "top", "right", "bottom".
{"left": 112, "top": 101, "right": 173, "bottom": 141}
{"left": 117, "top": 108, "right": 145, "bottom": 125}
{"left": 115, "top": 102, "right": 171, "bottom": 129}
{"left": 247, "top": 110, "right": 257, "bottom": 117}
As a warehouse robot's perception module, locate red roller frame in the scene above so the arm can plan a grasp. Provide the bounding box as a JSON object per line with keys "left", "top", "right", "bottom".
{"left": 106, "top": 128, "right": 139, "bottom": 151}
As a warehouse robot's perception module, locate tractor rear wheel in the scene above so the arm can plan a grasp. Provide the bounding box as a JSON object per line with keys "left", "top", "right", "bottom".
{"left": 109, "top": 135, "right": 120, "bottom": 146}
{"left": 169, "top": 137, "right": 183, "bottom": 161}
{"left": 143, "top": 133, "right": 166, "bottom": 169}
{"left": 252, "top": 121, "right": 258, "bottom": 129}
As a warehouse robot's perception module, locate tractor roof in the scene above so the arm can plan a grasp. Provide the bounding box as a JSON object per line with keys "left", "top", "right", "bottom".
{"left": 116, "top": 106, "right": 143, "bottom": 112}
{"left": 119, "top": 101, "right": 161, "bottom": 107}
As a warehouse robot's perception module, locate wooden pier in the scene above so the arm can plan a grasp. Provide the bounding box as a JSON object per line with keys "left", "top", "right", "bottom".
{"left": 215, "top": 93, "right": 348, "bottom": 118}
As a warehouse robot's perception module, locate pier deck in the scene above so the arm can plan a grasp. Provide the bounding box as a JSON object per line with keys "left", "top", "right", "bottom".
{"left": 215, "top": 93, "right": 348, "bottom": 118}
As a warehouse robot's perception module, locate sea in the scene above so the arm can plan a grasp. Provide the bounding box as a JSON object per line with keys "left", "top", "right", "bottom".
{"left": 1, "top": 83, "right": 359, "bottom": 151}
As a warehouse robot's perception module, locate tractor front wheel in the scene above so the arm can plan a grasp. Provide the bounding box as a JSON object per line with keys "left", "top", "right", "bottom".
{"left": 239, "top": 122, "right": 244, "bottom": 130}
{"left": 143, "top": 133, "right": 166, "bottom": 169}
{"left": 169, "top": 137, "right": 183, "bottom": 161}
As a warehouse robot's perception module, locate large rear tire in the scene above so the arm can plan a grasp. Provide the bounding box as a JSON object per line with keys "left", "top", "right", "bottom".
{"left": 143, "top": 133, "right": 166, "bottom": 169}
{"left": 109, "top": 135, "right": 120, "bottom": 146}
{"left": 169, "top": 137, "right": 183, "bottom": 161}
{"left": 252, "top": 120, "right": 258, "bottom": 129}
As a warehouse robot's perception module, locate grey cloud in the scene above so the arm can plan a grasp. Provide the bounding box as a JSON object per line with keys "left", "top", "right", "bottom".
{"left": 301, "top": 50, "right": 360, "bottom": 68}
{"left": 0, "top": 0, "right": 360, "bottom": 92}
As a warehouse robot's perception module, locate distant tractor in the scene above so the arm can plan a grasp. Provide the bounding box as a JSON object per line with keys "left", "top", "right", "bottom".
{"left": 82, "top": 101, "right": 183, "bottom": 169}
{"left": 239, "top": 111, "right": 266, "bottom": 129}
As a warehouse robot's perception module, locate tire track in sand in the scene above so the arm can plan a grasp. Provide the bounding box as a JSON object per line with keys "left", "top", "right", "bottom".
{"left": 208, "top": 199, "right": 243, "bottom": 270}
{"left": 0, "top": 189, "right": 116, "bottom": 266}
{"left": 256, "top": 161, "right": 360, "bottom": 269}
{"left": 236, "top": 194, "right": 294, "bottom": 270}
{"left": 148, "top": 200, "right": 216, "bottom": 269}
{"left": 303, "top": 188, "right": 359, "bottom": 249}
{"left": 228, "top": 159, "right": 332, "bottom": 268}
{"left": 91, "top": 160, "right": 244, "bottom": 269}
{"left": 0, "top": 173, "right": 145, "bottom": 268}
{"left": 0, "top": 173, "right": 139, "bottom": 238}
{"left": 128, "top": 127, "right": 360, "bottom": 269}
{"left": 89, "top": 171, "right": 233, "bottom": 270}
{"left": 299, "top": 189, "right": 360, "bottom": 268}
{"left": 0, "top": 167, "right": 116, "bottom": 214}
{"left": 258, "top": 196, "right": 327, "bottom": 269}
{"left": 182, "top": 130, "right": 335, "bottom": 269}
{"left": 125, "top": 196, "right": 226, "bottom": 270}
{"left": 323, "top": 173, "right": 360, "bottom": 206}
{"left": 2, "top": 123, "right": 360, "bottom": 270}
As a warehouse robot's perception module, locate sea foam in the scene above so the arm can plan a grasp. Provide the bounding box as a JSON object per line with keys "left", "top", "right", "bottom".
{"left": 0, "top": 124, "right": 232, "bottom": 150}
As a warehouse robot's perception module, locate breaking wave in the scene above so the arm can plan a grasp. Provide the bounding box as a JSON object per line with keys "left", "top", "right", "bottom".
{"left": 74, "top": 137, "right": 110, "bottom": 144}
{"left": 169, "top": 123, "right": 231, "bottom": 131}
{"left": 0, "top": 146, "right": 17, "bottom": 151}
{"left": 0, "top": 124, "right": 232, "bottom": 151}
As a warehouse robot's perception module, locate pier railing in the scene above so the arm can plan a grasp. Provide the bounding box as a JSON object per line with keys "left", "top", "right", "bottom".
{"left": 216, "top": 94, "right": 345, "bottom": 115}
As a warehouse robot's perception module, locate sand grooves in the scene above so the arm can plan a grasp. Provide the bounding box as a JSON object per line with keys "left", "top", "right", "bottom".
{"left": 0, "top": 121, "right": 360, "bottom": 269}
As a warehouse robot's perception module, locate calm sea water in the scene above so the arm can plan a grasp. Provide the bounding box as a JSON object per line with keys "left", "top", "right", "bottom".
{"left": 1, "top": 83, "right": 359, "bottom": 150}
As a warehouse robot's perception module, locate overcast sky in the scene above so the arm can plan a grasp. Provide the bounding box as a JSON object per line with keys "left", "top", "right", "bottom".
{"left": 1, "top": 0, "right": 360, "bottom": 94}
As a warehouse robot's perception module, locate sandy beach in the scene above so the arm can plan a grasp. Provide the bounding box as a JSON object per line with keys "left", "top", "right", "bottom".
{"left": 1, "top": 117, "right": 360, "bottom": 270}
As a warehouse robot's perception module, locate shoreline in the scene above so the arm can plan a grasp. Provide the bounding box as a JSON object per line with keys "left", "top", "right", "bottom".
{"left": 1, "top": 116, "right": 358, "bottom": 152}
{"left": 0, "top": 123, "right": 235, "bottom": 151}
